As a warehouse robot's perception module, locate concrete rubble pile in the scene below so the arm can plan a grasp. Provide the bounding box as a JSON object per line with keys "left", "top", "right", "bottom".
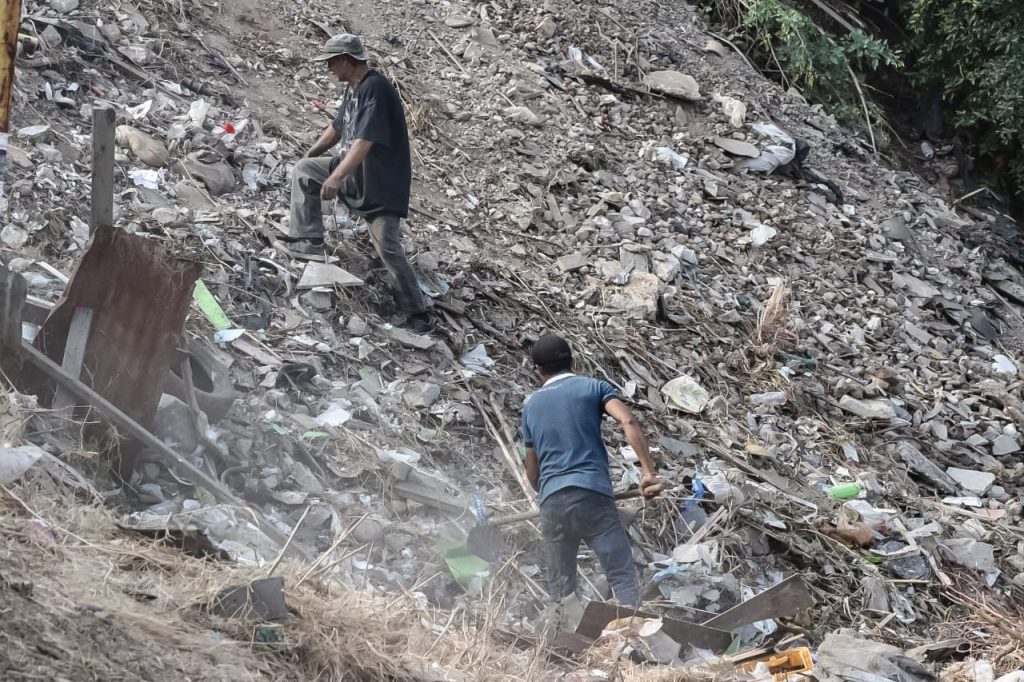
{"left": 3, "top": 0, "right": 1024, "bottom": 678}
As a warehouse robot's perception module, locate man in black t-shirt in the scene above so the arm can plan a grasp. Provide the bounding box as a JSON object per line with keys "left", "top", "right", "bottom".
{"left": 284, "top": 34, "right": 429, "bottom": 332}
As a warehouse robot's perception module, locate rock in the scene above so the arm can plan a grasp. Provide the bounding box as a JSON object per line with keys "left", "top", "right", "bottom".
{"left": 652, "top": 252, "right": 680, "bottom": 282}
{"left": 6, "top": 145, "right": 33, "bottom": 170}
{"left": 445, "top": 15, "right": 474, "bottom": 28}
{"left": 99, "top": 24, "right": 122, "bottom": 43}
{"left": 176, "top": 158, "right": 235, "bottom": 195}
{"left": 557, "top": 252, "right": 587, "bottom": 273}
{"left": 605, "top": 271, "right": 661, "bottom": 319}
{"left": 992, "top": 434, "right": 1019, "bottom": 456}
{"left": 347, "top": 314, "right": 369, "bottom": 336}
{"left": 713, "top": 137, "right": 759, "bottom": 158}
{"left": 173, "top": 180, "right": 217, "bottom": 210}
{"left": 151, "top": 394, "right": 200, "bottom": 452}
{"left": 643, "top": 71, "right": 701, "bottom": 100}
{"left": 946, "top": 467, "right": 995, "bottom": 495}
{"left": 892, "top": 272, "right": 940, "bottom": 298}
{"left": 40, "top": 25, "right": 63, "bottom": 47}
{"left": 1, "top": 225, "right": 29, "bottom": 249}
{"left": 992, "top": 354, "right": 1018, "bottom": 375}
{"left": 49, "top": 0, "right": 79, "bottom": 12}
{"left": 404, "top": 381, "right": 441, "bottom": 409}
{"left": 536, "top": 15, "right": 557, "bottom": 39}
{"left": 838, "top": 395, "right": 896, "bottom": 420}
{"left": 503, "top": 106, "right": 544, "bottom": 126}
{"left": 352, "top": 517, "right": 387, "bottom": 544}
{"left": 116, "top": 125, "right": 169, "bottom": 167}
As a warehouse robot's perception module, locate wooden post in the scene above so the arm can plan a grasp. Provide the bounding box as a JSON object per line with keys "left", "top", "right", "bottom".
{"left": 90, "top": 107, "right": 115, "bottom": 232}
{"left": 0, "top": 0, "right": 25, "bottom": 216}
{"left": 52, "top": 307, "right": 94, "bottom": 413}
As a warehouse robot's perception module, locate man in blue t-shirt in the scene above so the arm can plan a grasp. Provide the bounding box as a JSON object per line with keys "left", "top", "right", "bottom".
{"left": 521, "top": 334, "right": 661, "bottom": 607}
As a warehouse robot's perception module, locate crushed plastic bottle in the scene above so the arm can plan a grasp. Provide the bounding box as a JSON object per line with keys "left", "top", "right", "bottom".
{"left": 748, "top": 391, "right": 788, "bottom": 406}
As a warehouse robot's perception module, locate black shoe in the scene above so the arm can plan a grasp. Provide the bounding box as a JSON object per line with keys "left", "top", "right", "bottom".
{"left": 399, "top": 312, "right": 433, "bottom": 334}
{"left": 273, "top": 238, "right": 329, "bottom": 261}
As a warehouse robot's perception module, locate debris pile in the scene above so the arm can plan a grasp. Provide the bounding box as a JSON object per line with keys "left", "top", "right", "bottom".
{"left": 3, "top": 0, "right": 1024, "bottom": 678}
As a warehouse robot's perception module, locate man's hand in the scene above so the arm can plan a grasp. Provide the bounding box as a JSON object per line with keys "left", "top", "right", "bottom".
{"left": 640, "top": 472, "right": 663, "bottom": 498}
{"left": 321, "top": 173, "right": 345, "bottom": 200}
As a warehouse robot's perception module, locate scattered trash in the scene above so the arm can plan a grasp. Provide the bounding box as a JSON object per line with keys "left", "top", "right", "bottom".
{"left": 661, "top": 374, "right": 710, "bottom": 413}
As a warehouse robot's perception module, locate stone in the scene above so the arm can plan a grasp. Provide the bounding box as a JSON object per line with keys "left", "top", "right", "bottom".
{"left": 99, "top": 24, "right": 122, "bottom": 43}
{"left": 49, "top": 0, "right": 79, "bottom": 12}
{"left": 643, "top": 71, "right": 701, "bottom": 100}
{"left": 445, "top": 15, "right": 474, "bottom": 28}
{"left": 152, "top": 394, "right": 200, "bottom": 452}
{"left": 652, "top": 252, "right": 681, "bottom": 282}
{"left": 346, "top": 314, "right": 369, "bottom": 336}
{"left": 992, "top": 434, "right": 1019, "bottom": 456}
{"left": 5, "top": 145, "right": 33, "bottom": 170}
{"left": 557, "top": 252, "right": 587, "bottom": 273}
{"left": 175, "top": 158, "right": 235, "bottom": 195}
{"left": 404, "top": 381, "right": 441, "bottom": 409}
{"left": 536, "top": 15, "right": 557, "bottom": 39}
{"left": 351, "top": 517, "right": 387, "bottom": 544}
{"left": 1, "top": 225, "right": 29, "bottom": 249}
{"left": 946, "top": 467, "right": 995, "bottom": 495}
{"left": 40, "top": 25, "right": 63, "bottom": 47}
{"left": 116, "top": 126, "right": 169, "bottom": 167}
{"left": 713, "top": 137, "right": 759, "bottom": 158}
{"left": 605, "top": 272, "right": 661, "bottom": 320}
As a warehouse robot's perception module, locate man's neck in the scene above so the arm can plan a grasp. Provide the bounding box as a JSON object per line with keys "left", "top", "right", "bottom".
{"left": 542, "top": 372, "right": 575, "bottom": 387}
{"left": 346, "top": 65, "right": 371, "bottom": 87}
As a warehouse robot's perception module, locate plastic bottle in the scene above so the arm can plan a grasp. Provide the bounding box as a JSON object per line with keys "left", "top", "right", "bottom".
{"left": 748, "top": 391, "right": 788, "bottom": 406}
{"left": 826, "top": 482, "right": 862, "bottom": 500}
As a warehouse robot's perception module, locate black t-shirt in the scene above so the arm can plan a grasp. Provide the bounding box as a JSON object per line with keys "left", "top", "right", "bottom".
{"left": 329, "top": 70, "right": 411, "bottom": 219}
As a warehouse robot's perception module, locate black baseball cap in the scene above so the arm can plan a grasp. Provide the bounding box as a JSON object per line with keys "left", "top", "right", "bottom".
{"left": 531, "top": 334, "right": 572, "bottom": 367}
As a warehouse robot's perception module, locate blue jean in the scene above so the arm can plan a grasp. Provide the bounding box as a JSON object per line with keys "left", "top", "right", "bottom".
{"left": 539, "top": 486, "right": 640, "bottom": 607}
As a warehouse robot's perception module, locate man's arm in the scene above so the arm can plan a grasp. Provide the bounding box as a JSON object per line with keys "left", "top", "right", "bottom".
{"left": 604, "top": 398, "right": 661, "bottom": 497}
{"left": 525, "top": 447, "right": 540, "bottom": 491}
{"left": 321, "top": 138, "right": 374, "bottom": 200}
{"left": 306, "top": 123, "right": 341, "bottom": 158}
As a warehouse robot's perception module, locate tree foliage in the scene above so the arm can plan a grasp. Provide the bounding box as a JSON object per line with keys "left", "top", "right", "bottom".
{"left": 908, "top": 0, "right": 1024, "bottom": 196}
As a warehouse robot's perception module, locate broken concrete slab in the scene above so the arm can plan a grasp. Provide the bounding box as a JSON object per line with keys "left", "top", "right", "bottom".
{"left": 946, "top": 467, "right": 995, "bottom": 495}
{"left": 297, "top": 262, "right": 364, "bottom": 289}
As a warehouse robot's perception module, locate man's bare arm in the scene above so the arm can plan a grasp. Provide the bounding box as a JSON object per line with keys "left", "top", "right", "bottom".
{"left": 306, "top": 123, "right": 341, "bottom": 158}
{"left": 604, "top": 398, "right": 661, "bottom": 497}
{"left": 321, "top": 138, "right": 374, "bottom": 200}
{"left": 525, "top": 447, "right": 540, "bottom": 491}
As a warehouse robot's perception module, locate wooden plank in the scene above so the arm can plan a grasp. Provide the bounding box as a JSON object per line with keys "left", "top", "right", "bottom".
{"left": 703, "top": 575, "right": 813, "bottom": 631}
{"left": 52, "top": 307, "right": 93, "bottom": 412}
{"left": 90, "top": 107, "right": 116, "bottom": 233}
{"left": 20, "top": 341, "right": 309, "bottom": 560}
{"left": 0, "top": 265, "right": 26, "bottom": 366}
{"left": 576, "top": 601, "right": 732, "bottom": 652}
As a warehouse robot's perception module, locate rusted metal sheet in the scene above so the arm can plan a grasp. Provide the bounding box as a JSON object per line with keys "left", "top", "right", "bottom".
{"left": 0, "top": 264, "right": 26, "bottom": 369}
{"left": 31, "top": 225, "right": 201, "bottom": 472}
{"left": 576, "top": 601, "right": 732, "bottom": 653}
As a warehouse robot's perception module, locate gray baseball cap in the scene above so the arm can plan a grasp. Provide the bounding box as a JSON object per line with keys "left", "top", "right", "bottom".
{"left": 312, "top": 33, "right": 369, "bottom": 62}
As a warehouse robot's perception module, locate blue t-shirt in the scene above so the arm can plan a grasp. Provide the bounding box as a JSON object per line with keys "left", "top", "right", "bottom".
{"left": 521, "top": 374, "right": 618, "bottom": 504}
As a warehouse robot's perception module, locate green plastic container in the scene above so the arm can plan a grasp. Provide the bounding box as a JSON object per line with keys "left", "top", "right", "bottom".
{"left": 826, "top": 482, "right": 862, "bottom": 500}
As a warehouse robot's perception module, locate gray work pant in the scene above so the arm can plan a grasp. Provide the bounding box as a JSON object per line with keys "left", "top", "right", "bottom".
{"left": 289, "top": 157, "right": 426, "bottom": 315}
{"left": 539, "top": 486, "right": 640, "bottom": 607}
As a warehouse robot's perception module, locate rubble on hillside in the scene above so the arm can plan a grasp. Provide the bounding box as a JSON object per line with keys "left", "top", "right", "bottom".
{"left": 3, "top": 0, "right": 1024, "bottom": 678}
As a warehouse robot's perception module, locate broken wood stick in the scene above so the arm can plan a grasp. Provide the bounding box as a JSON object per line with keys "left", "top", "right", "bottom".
{"left": 473, "top": 392, "right": 538, "bottom": 511}
{"left": 20, "top": 340, "right": 310, "bottom": 560}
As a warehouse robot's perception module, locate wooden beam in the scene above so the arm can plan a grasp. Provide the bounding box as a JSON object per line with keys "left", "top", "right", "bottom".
{"left": 51, "top": 307, "right": 93, "bottom": 413}
{"left": 0, "top": 265, "right": 26, "bottom": 367}
{"left": 90, "top": 107, "right": 115, "bottom": 233}
{"left": 20, "top": 340, "right": 310, "bottom": 560}
{"left": 0, "top": 0, "right": 25, "bottom": 213}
